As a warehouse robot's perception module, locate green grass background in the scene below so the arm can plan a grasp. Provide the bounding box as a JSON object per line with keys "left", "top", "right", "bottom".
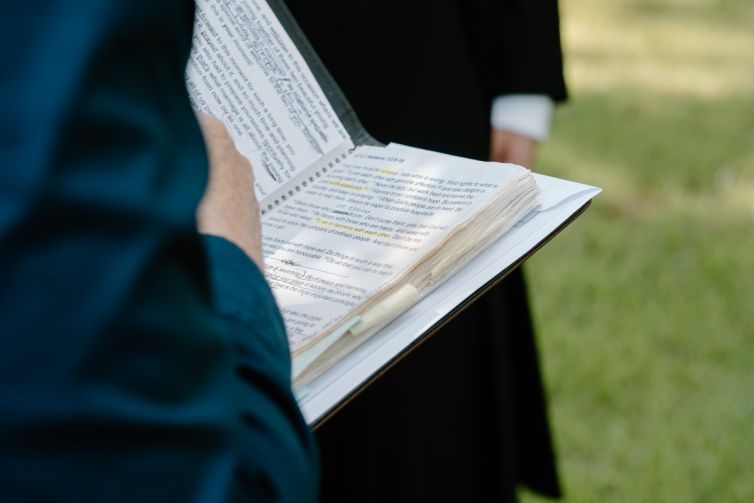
{"left": 521, "top": 0, "right": 754, "bottom": 501}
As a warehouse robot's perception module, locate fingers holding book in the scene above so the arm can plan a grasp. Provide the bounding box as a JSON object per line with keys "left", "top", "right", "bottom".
{"left": 490, "top": 128, "right": 537, "bottom": 168}
{"left": 195, "top": 111, "right": 265, "bottom": 269}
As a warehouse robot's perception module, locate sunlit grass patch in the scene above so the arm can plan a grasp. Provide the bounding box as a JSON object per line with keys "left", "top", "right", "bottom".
{"left": 521, "top": 0, "right": 754, "bottom": 500}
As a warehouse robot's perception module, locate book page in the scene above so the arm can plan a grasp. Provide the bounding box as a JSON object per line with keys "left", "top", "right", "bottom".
{"left": 262, "top": 145, "right": 531, "bottom": 353}
{"left": 298, "top": 177, "right": 600, "bottom": 423}
{"left": 186, "top": 0, "right": 351, "bottom": 199}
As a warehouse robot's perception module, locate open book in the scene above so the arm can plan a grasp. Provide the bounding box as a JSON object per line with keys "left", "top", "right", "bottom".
{"left": 186, "top": 0, "right": 600, "bottom": 420}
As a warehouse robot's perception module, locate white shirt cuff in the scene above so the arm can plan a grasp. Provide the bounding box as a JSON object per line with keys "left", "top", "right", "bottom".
{"left": 490, "top": 94, "right": 555, "bottom": 142}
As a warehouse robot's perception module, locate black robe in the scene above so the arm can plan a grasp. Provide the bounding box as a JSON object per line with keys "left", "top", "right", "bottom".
{"left": 284, "top": 1, "right": 567, "bottom": 501}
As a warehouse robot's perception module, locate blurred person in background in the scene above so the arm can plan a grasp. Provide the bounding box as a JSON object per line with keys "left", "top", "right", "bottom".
{"left": 285, "top": 0, "right": 568, "bottom": 501}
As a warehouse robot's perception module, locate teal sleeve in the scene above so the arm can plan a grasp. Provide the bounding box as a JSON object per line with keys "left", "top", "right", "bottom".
{"left": 0, "top": 1, "right": 317, "bottom": 501}
{"left": 202, "top": 236, "right": 319, "bottom": 502}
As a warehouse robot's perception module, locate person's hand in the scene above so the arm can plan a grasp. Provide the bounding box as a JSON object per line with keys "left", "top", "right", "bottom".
{"left": 195, "top": 112, "right": 264, "bottom": 269}
{"left": 489, "top": 128, "right": 537, "bottom": 168}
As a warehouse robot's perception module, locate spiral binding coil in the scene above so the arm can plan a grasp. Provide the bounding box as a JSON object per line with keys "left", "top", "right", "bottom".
{"left": 260, "top": 150, "right": 351, "bottom": 215}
